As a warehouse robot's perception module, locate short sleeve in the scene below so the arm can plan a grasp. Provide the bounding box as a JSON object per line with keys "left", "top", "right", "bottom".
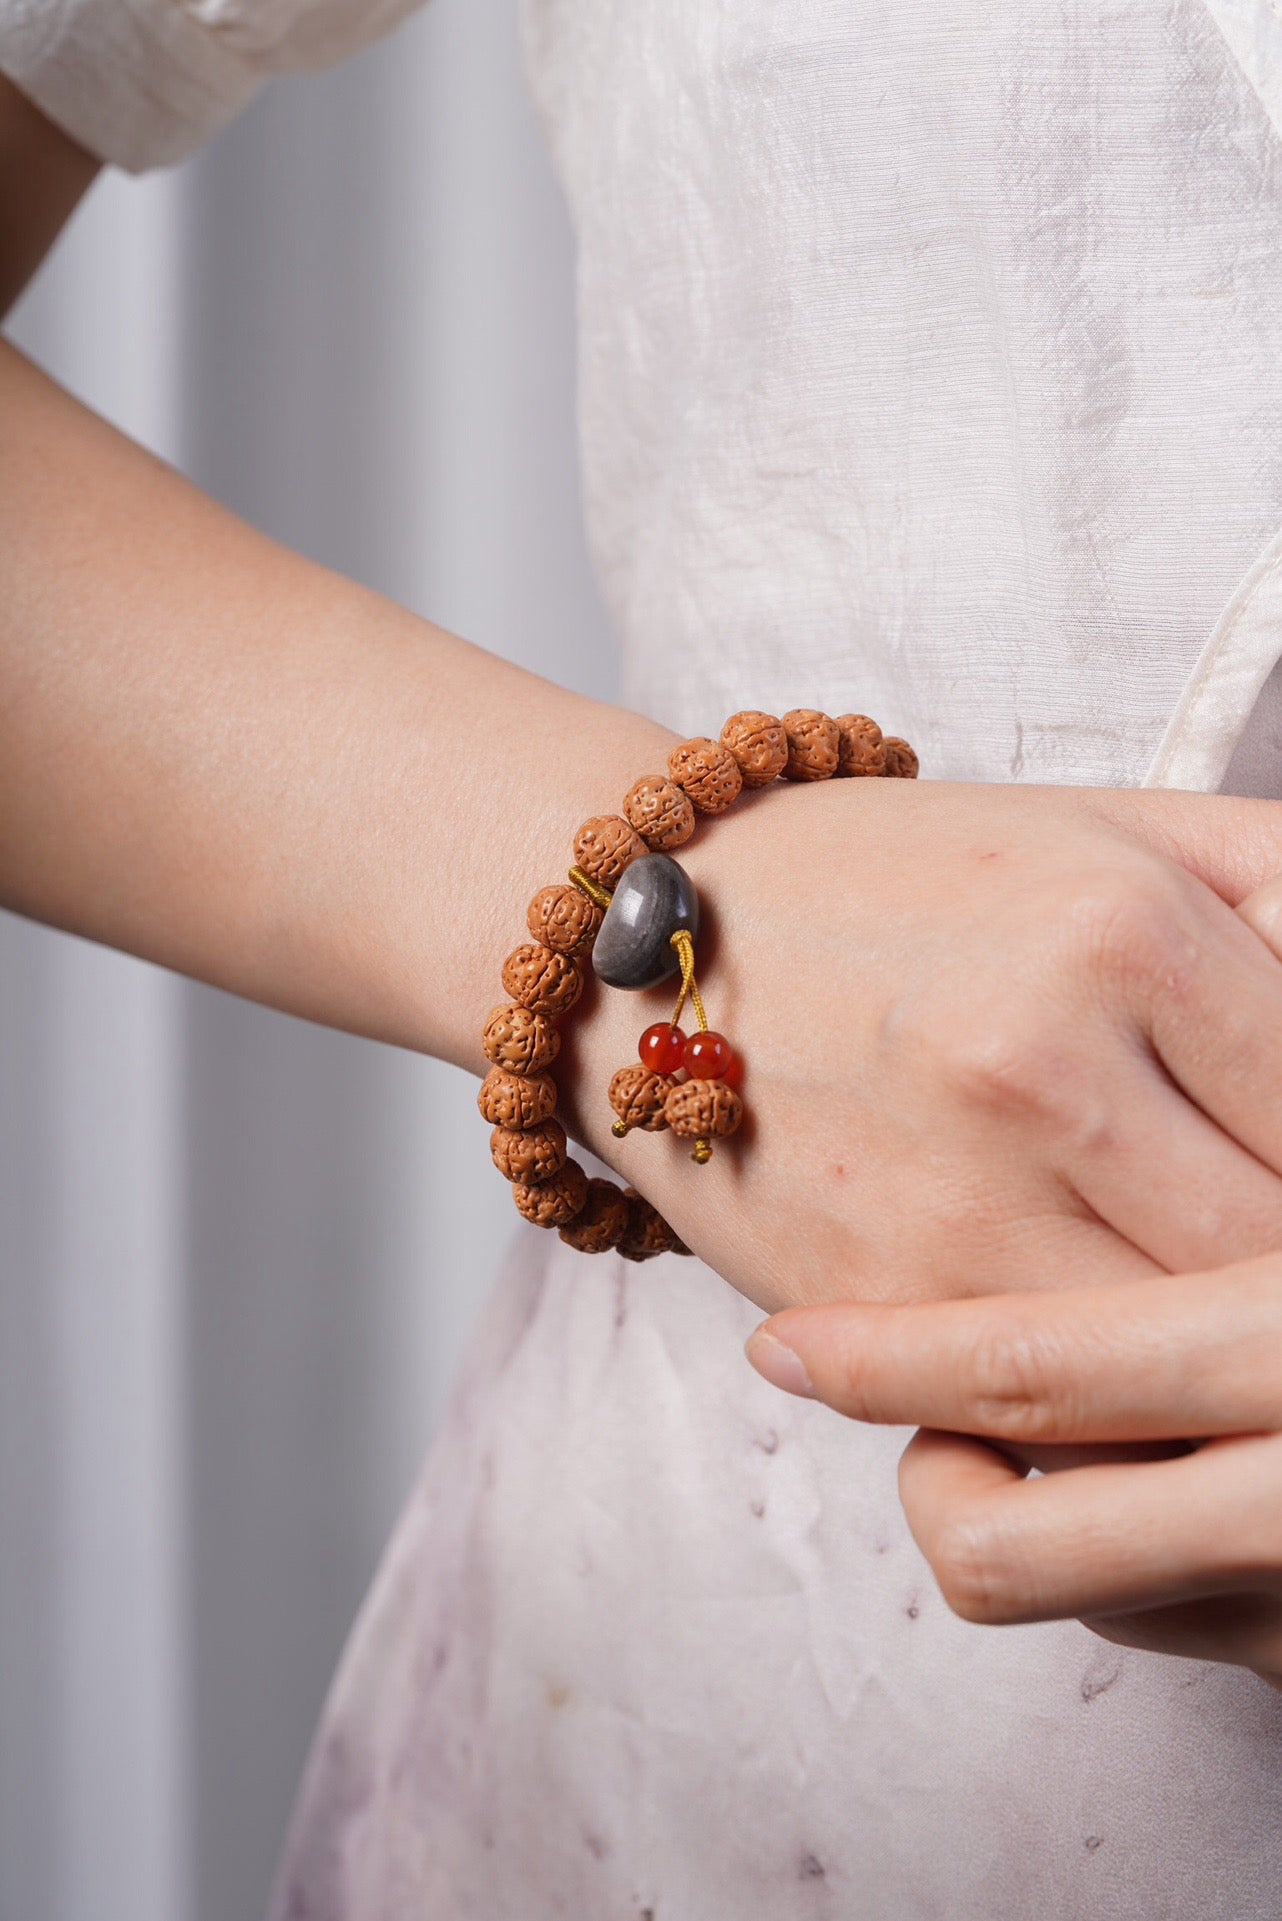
{"left": 0, "top": 0, "right": 430, "bottom": 172}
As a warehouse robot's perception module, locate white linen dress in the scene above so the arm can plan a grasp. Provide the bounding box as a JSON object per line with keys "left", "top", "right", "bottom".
{"left": 9, "top": 2, "right": 1282, "bottom": 1914}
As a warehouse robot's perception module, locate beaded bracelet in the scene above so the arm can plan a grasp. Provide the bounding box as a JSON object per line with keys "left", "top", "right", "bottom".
{"left": 477, "top": 708, "right": 919, "bottom": 1263}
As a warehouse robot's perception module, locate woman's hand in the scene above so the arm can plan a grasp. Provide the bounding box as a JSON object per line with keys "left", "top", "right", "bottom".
{"left": 576, "top": 778, "right": 1282, "bottom": 1314}
{"left": 743, "top": 1257, "right": 1282, "bottom": 1686}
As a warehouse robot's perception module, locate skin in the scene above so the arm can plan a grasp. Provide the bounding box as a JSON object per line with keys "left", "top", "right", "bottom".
{"left": 746, "top": 872, "right": 1282, "bottom": 1684}
{"left": 8, "top": 78, "right": 1282, "bottom": 1681}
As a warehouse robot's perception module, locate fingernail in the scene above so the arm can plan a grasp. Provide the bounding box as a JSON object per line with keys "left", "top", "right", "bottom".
{"left": 745, "top": 1329, "right": 815, "bottom": 1398}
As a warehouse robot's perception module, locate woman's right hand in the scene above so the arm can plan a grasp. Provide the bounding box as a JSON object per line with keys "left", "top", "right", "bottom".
{"left": 567, "top": 776, "right": 1282, "bottom": 1315}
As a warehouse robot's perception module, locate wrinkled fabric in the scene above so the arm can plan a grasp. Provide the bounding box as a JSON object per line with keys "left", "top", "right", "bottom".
{"left": 272, "top": 5, "right": 1282, "bottom": 1915}
{"left": 10, "top": 0, "right": 1282, "bottom": 1911}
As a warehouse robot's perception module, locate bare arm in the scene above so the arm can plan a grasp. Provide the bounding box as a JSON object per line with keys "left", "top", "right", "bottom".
{"left": 0, "top": 337, "right": 675, "bottom": 1093}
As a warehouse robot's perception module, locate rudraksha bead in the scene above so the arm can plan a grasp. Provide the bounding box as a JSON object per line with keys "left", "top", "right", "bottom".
{"left": 664, "top": 1077, "right": 744, "bottom": 1139}
{"left": 557, "top": 1176, "right": 630, "bottom": 1252}
{"left": 608, "top": 1062, "right": 676, "bottom": 1131}
{"left": 881, "top": 737, "right": 920, "bottom": 779}
{"left": 622, "top": 774, "right": 696, "bottom": 851}
{"left": 720, "top": 710, "right": 788, "bottom": 787}
{"left": 477, "top": 1066, "right": 557, "bottom": 1129}
{"left": 667, "top": 737, "right": 744, "bottom": 813}
{"left": 489, "top": 1118, "right": 567, "bottom": 1185}
{"left": 835, "top": 713, "right": 886, "bottom": 777}
{"left": 617, "top": 1187, "right": 685, "bottom": 1261}
{"left": 482, "top": 1002, "right": 560, "bottom": 1076}
{"left": 527, "top": 883, "right": 603, "bottom": 955}
{"left": 513, "top": 1157, "right": 590, "bottom": 1227}
{"left": 501, "top": 942, "right": 583, "bottom": 1016}
{"left": 781, "top": 708, "right": 840, "bottom": 781}
{"left": 573, "top": 814, "right": 647, "bottom": 885}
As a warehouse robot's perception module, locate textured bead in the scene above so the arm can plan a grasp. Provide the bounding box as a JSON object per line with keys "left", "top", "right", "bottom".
{"left": 617, "top": 1187, "right": 685, "bottom": 1262}
{"left": 608, "top": 1062, "right": 676, "bottom": 1130}
{"left": 683, "top": 1029, "right": 736, "bottom": 1079}
{"left": 882, "top": 736, "right": 920, "bottom": 779}
{"left": 638, "top": 1021, "right": 687, "bottom": 1074}
{"left": 513, "top": 1157, "right": 589, "bottom": 1228}
{"left": 500, "top": 942, "right": 583, "bottom": 1017}
{"left": 489, "top": 1118, "right": 567, "bottom": 1184}
{"left": 664, "top": 1077, "right": 744, "bottom": 1139}
{"left": 477, "top": 1066, "right": 557, "bottom": 1129}
{"left": 622, "top": 774, "right": 696, "bottom": 851}
{"left": 835, "top": 713, "right": 887, "bottom": 778}
{"left": 781, "top": 708, "right": 840, "bottom": 781}
{"left": 527, "top": 883, "right": 604, "bottom": 955}
{"left": 720, "top": 710, "right": 788, "bottom": 787}
{"left": 557, "top": 1176, "right": 630, "bottom": 1252}
{"left": 592, "top": 852, "right": 699, "bottom": 991}
{"left": 482, "top": 1002, "right": 560, "bottom": 1076}
{"left": 573, "top": 814, "right": 647, "bottom": 886}
{"left": 667, "top": 737, "right": 744, "bottom": 813}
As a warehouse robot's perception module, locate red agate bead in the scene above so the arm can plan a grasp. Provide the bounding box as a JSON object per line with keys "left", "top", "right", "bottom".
{"left": 683, "top": 1029, "right": 739, "bottom": 1082}
{"left": 639, "top": 1022, "right": 687, "bottom": 1074}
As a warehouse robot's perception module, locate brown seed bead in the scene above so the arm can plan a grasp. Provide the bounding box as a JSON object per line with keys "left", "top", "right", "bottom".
{"left": 834, "top": 713, "right": 887, "bottom": 778}
{"left": 720, "top": 710, "right": 788, "bottom": 788}
{"left": 881, "top": 736, "right": 920, "bottom": 779}
{"left": 558, "top": 1176, "right": 630, "bottom": 1253}
{"left": 667, "top": 737, "right": 744, "bottom": 814}
{"left": 501, "top": 942, "right": 583, "bottom": 1017}
{"left": 477, "top": 1066, "right": 557, "bottom": 1129}
{"left": 663, "top": 1077, "right": 744, "bottom": 1139}
{"left": 608, "top": 1062, "right": 676, "bottom": 1131}
{"left": 617, "top": 1187, "right": 685, "bottom": 1262}
{"left": 482, "top": 1002, "right": 560, "bottom": 1076}
{"left": 490, "top": 1118, "right": 567, "bottom": 1185}
{"left": 781, "top": 708, "right": 840, "bottom": 781}
{"left": 622, "top": 774, "right": 696, "bottom": 852}
{"left": 573, "top": 815, "right": 647, "bottom": 886}
{"left": 513, "top": 1157, "right": 589, "bottom": 1228}
{"left": 527, "top": 884, "right": 603, "bottom": 956}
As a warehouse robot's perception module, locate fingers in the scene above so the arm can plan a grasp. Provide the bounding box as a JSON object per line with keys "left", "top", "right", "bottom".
{"left": 1237, "top": 871, "right": 1282, "bottom": 958}
{"left": 1125, "top": 881, "right": 1282, "bottom": 1183}
{"left": 1055, "top": 1041, "right": 1282, "bottom": 1272}
{"left": 1084, "top": 789, "right": 1282, "bottom": 906}
{"left": 897, "top": 1427, "right": 1282, "bottom": 1625}
{"left": 745, "top": 1256, "right": 1282, "bottom": 1443}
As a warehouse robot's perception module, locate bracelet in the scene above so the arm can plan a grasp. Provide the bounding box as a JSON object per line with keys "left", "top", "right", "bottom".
{"left": 477, "top": 708, "right": 919, "bottom": 1263}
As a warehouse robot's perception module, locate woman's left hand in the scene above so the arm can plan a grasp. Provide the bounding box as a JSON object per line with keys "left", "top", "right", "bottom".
{"left": 746, "top": 1257, "right": 1282, "bottom": 1685}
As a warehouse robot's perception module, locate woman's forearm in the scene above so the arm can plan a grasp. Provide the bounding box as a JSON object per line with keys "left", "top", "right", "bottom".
{"left": 0, "top": 338, "right": 676, "bottom": 1081}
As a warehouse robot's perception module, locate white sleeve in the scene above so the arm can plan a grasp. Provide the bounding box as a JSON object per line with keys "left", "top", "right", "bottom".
{"left": 0, "top": 0, "right": 430, "bottom": 172}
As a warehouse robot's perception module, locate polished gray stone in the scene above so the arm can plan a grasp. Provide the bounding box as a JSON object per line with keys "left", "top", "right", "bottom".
{"left": 592, "top": 853, "right": 700, "bottom": 990}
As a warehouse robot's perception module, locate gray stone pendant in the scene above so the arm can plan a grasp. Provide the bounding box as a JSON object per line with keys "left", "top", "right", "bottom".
{"left": 592, "top": 853, "right": 700, "bottom": 990}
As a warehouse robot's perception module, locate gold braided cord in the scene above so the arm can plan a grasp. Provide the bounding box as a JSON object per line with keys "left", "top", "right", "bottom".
{"left": 668, "top": 928, "right": 708, "bottom": 1032}
{"left": 568, "top": 865, "right": 614, "bottom": 911}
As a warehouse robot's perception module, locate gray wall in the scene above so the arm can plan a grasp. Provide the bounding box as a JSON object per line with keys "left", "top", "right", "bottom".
{"left": 0, "top": 6, "right": 615, "bottom": 1918}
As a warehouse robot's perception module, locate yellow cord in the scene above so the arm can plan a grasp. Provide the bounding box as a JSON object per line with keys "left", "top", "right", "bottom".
{"left": 669, "top": 927, "right": 708, "bottom": 1032}
{"left": 568, "top": 865, "right": 614, "bottom": 911}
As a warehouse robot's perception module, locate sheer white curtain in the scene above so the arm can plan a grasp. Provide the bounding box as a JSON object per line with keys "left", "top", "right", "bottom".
{"left": 0, "top": 6, "right": 614, "bottom": 1918}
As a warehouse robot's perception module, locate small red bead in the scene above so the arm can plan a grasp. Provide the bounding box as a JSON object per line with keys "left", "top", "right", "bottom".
{"left": 683, "top": 1029, "right": 736, "bottom": 1080}
{"left": 639, "top": 1022, "right": 687, "bottom": 1074}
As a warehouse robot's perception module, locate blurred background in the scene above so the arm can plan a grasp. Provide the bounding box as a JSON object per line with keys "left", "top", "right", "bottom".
{"left": 0, "top": 4, "right": 615, "bottom": 1917}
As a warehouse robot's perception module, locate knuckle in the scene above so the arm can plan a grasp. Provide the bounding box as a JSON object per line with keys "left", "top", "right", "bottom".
{"left": 916, "top": 999, "right": 1073, "bottom": 1125}
{"left": 930, "top": 1514, "right": 1022, "bottom": 1625}
{"left": 1071, "top": 878, "right": 1190, "bottom": 997}
{"left": 962, "top": 1318, "right": 1067, "bottom": 1443}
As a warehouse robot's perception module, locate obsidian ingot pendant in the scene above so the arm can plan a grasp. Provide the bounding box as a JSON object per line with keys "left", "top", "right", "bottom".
{"left": 590, "top": 852, "right": 700, "bottom": 990}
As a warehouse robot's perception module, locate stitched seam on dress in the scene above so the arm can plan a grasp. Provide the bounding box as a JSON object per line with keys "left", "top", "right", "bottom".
{"left": 1143, "top": 520, "right": 1282, "bottom": 791}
